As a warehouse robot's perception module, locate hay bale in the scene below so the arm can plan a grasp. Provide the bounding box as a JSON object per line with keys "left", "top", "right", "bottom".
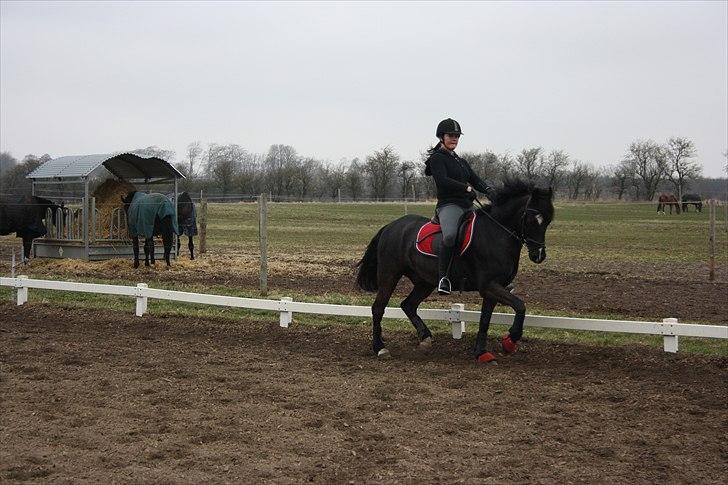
{"left": 92, "top": 179, "right": 136, "bottom": 239}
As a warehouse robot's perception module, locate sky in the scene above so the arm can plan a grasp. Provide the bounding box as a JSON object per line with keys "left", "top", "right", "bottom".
{"left": 1, "top": 1, "right": 727, "bottom": 177}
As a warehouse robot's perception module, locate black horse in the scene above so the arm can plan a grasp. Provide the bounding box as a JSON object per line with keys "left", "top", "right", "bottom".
{"left": 357, "top": 179, "right": 554, "bottom": 363}
{"left": 176, "top": 191, "right": 198, "bottom": 259}
{"left": 0, "top": 195, "right": 62, "bottom": 261}
{"left": 121, "top": 191, "right": 178, "bottom": 268}
{"left": 681, "top": 193, "right": 703, "bottom": 213}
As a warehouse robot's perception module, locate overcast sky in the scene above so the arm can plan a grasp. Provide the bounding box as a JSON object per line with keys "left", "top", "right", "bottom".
{"left": 1, "top": 1, "right": 726, "bottom": 176}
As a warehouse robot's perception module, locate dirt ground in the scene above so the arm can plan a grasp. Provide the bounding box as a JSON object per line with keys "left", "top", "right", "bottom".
{"left": 1, "top": 303, "right": 726, "bottom": 483}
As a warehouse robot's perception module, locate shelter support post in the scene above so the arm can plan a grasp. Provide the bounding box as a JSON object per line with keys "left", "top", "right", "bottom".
{"left": 83, "top": 178, "right": 90, "bottom": 260}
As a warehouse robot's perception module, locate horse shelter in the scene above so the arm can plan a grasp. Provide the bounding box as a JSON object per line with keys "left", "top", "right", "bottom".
{"left": 26, "top": 153, "right": 185, "bottom": 260}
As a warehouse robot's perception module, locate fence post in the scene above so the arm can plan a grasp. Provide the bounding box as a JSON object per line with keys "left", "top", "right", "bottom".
{"left": 662, "top": 318, "right": 679, "bottom": 353}
{"left": 280, "top": 297, "right": 293, "bottom": 328}
{"left": 16, "top": 275, "right": 28, "bottom": 305}
{"left": 450, "top": 303, "right": 466, "bottom": 339}
{"left": 259, "top": 193, "right": 268, "bottom": 296}
{"left": 135, "top": 283, "right": 148, "bottom": 317}
{"left": 709, "top": 199, "right": 716, "bottom": 281}
{"left": 199, "top": 198, "right": 208, "bottom": 254}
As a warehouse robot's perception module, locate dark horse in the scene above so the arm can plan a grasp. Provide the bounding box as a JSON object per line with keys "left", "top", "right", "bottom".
{"left": 121, "top": 191, "right": 178, "bottom": 268}
{"left": 176, "top": 191, "right": 198, "bottom": 259}
{"left": 0, "top": 195, "right": 62, "bottom": 262}
{"left": 657, "top": 193, "right": 680, "bottom": 214}
{"left": 356, "top": 179, "right": 554, "bottom": 362}
{"left": 681, "top": 193, "right": 703, "bottom": 213}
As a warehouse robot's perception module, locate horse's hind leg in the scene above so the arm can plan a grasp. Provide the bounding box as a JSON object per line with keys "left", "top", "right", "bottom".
{"left": 188, "top": 236, "right": 194, "bottom": 259}
{"left": 144, "top": 238, "right": 153, "bottom": 266}
{"left": 372, "top": 277, "right": 399, "bottom": 357}
{"left": 162, "top": 228, "right": 172, "bottom": 266}
{"left": 400, "top": 282, "right": 435, "bottom": 346}
{"left": 132, "top": 236, "right": 140, "bottom": 268}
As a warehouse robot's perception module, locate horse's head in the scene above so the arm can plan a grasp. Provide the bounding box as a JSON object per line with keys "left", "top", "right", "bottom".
{"left": 121, "top": 191, "right": 137, "bottom": 214}
{"left": 490, "top": 178, "right": 555, "bottom": 264}
{"left": 522, "top": 186, "right": 554, "bottom": 263}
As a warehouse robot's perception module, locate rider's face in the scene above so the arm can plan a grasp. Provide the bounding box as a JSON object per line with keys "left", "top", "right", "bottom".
{"left": 442, "top": 133, "right": 460, "bottom": 150}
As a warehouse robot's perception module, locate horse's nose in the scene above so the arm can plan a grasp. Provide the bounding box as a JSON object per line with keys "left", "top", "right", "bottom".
{"left": 530, "top": 247, "right": 546, "bottom": 264}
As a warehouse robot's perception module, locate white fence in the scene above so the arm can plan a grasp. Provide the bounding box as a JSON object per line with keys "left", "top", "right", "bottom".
{"left": 2, "top": 276, "right": 726, "bottom": 353}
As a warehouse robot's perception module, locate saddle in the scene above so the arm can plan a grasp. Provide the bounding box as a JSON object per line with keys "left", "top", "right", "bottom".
{"left": 416, "top": 211, "right": 477, "bottom": 258}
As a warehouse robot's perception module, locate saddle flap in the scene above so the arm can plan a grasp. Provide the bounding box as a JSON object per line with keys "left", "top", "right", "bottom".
{"left": 416, "top": 212, "right": 477, "bottom": 258}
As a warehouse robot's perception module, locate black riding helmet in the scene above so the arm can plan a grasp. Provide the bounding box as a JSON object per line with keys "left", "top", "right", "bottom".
{"left": 436, "top": 118, "right": 463, "bottom": 138}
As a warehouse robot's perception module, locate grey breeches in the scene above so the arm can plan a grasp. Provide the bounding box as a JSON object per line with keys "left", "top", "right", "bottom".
{"left": 436, "top": 204, "right": 467, "bottom": 248}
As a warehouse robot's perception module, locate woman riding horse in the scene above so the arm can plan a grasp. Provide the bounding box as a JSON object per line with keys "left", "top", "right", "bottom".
{"left": 425, "top": 118, "right": 495, "bottom": 295}
{"left": 357, "top": 178, "right": 554, "bottom": 362}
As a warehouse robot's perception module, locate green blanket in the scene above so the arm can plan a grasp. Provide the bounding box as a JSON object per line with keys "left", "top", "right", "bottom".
{"left": 128, "top": 192, "right": 178, "bottom": 238}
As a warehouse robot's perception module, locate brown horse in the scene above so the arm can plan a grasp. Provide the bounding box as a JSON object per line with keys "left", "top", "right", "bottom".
{"left": 657, "top": 193, "right": 680, "bottom": 214}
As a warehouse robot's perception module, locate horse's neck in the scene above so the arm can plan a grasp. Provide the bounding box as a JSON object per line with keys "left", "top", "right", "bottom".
{"left": 490, "top": 196, "right": 529, "bottom": 231}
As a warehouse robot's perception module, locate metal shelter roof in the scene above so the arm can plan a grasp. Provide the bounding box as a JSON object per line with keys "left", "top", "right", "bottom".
{"left": 27, "top": 153, "right": 185, "bottom": 182}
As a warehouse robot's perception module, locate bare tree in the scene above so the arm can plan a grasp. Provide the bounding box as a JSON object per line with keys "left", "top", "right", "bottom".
{"left": 132, "top": 146, "right": 175, "bottom": 161}
{"left": 624, "top": 140, "right": 668, "bottom": 200}
{"left": 664, "top": 137, "right": 701, "bottom": 202}
{"left": 460, "top": 150, "right": 502, "bottom": 183}
{"left": 0, "top": 154, "right": 46, "bottom": 194}
{"left": 566, "top": 160, "right": 590, "bottom": 200}
{"left": 345, "top": 158, "right": 365, "bottom": 201}
{"left": 265, "top": 144, "right": 300, "bottom": 197}
{"left": 365, "top": 146, "right": 400, "bottom": 201}
{"left": 608, "top": 161, "right": 634, "bottom": 200}
{"left": 398, "top": 160, "right": 416, "bottom": 199}
{"left": 515, "top": 147, "right": 543, "bottom": 182}
{"left": 206, "top": 144, "right": 246, "bottom": 196}
{"left": 185, "top": 142, "right": 203, "bottom": 178}
{"left": 542, "top": 149, "right": 570, "bottom": 194}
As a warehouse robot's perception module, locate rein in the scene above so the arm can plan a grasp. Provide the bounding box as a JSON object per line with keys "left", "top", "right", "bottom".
{"left": 473, "top": 196, "right": 546, "bottom": 250}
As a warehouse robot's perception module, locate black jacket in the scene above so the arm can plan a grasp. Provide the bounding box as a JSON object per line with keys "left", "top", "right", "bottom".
{"left": 425, "top": 148, "right": 492, "bottom": 208}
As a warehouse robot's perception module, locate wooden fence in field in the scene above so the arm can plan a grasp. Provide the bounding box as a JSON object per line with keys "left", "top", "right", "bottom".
{"left": 2, "top": 276, "right": 726, "bottom": 353}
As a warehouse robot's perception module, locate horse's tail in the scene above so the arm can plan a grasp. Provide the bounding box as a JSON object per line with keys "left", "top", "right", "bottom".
{"left": 356, "top": 226, "right": 384, "bottom": 292}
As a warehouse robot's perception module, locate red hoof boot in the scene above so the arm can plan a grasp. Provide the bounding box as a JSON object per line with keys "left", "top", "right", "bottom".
{"left": 502, "top": 334, "right": 519, "bottom": 354}
{"left": 477, "top": 352, "right": 496, "bottom": 363}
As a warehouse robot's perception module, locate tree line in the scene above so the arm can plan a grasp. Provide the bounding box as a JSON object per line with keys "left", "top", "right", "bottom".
{"left": 1, "top": 137, "right": 722, "bottom": 201}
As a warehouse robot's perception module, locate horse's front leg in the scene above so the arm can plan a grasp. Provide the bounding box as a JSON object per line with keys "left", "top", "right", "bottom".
{"left": 21, "top": 235, "right": 33, "bottom": 263}
{"left": 473, "top": 296, "right": 497, "bottom": 363}
{"left": 188, "top": 236, "right": 194, "bottom": 260}
{"left": 484, "top": 281, "right": 526, "bottom": 354}
{"left": 132, "top": 236, "right": 140, "bottom": 268}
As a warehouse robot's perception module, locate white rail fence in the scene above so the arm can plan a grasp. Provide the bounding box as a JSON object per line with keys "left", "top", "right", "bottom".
{"left": 2, "top": 276, "right": 726, "bottom": 353}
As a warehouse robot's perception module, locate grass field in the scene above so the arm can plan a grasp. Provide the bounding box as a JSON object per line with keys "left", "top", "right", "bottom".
{"left": 206, "top": 200, "right": 728, "bottom": 267}
{"left": 1, "top": 200, "right": 726, "bottom": 355}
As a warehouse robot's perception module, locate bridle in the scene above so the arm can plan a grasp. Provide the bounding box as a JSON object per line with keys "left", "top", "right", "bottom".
{"left": 474, "top": 196, "right": 546, "bottom": 252}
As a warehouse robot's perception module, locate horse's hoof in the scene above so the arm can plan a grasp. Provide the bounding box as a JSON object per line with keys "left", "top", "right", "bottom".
{"left": 377, "top": 349, "right": 391, "bottom": 359}
{"left": 477, "top": 352, "right": 497, "bottom": 364}
{"left": 502, "top": 334, "right": 519, "bottom": 354}
{"left": 419, "top": 337, "right": 433, "bottom": 349}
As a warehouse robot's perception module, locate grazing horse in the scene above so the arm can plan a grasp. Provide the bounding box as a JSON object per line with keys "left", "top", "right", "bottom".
{"left": 657, "top": 193, "right": 680, "bottom": 214}
{"left": 356, "top": 178, "right": 555, "bottom": 363}
{"left": 121, "top": 191, "right": 178, "bottom": 268}
{"left": 0, "top": 195, "right": 62, "bottom": 262}
{"left": 176, "top": 191, "right": 198, "bottom": 259}
{"left": 681, "top": 193, "right": 703, "bottom": 213}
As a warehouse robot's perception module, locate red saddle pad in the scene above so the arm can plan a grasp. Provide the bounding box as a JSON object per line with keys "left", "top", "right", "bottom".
{"left": 415, "top": 212, "right": 477, "bottom": 257}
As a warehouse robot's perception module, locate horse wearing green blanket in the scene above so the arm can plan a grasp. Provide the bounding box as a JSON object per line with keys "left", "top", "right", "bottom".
{"left": 121, "top": 191, "right": 178, "bottom": 268}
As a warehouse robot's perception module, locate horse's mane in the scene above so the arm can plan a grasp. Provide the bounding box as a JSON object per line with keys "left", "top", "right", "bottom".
{"left": 491, "top": 177, "right": 554, "bottom": 220}
{"left": 178, "top": 191, "right": 193, "bottom": 206}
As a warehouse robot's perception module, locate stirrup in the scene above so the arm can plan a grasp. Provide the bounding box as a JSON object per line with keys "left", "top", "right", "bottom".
{"left": 437, "top": 277, "right": 451, "bottom": 295}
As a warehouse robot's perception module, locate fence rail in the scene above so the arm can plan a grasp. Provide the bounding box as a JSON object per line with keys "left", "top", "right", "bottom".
{"left": 1, "top": 276, "right": 726, "bottom": 353}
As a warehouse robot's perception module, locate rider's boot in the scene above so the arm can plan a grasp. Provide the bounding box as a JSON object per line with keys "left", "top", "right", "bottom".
{"left": 437, "top": 243, "right": 455, "bottom": 295}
